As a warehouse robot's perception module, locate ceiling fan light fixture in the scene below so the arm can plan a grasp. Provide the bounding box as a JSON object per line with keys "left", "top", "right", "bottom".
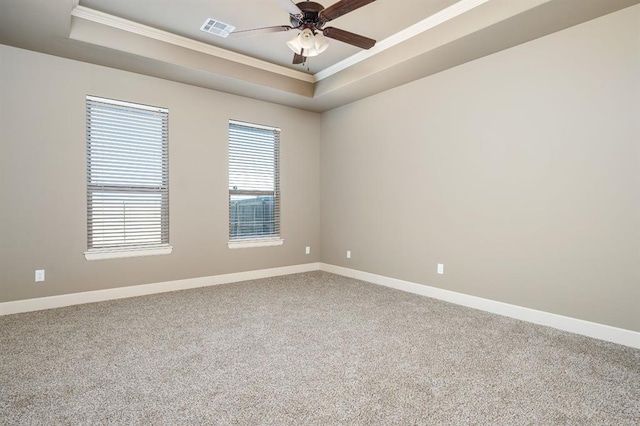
{"left": 230, "top": 0, "right": 377, "bottom": 65}
{"left": 287, "top": 29, "right": 329, "bottom": 57}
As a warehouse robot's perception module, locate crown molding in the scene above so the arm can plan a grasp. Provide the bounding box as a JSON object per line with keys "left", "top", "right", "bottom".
{"left": 71, "top": 5, "right": 315, "bottom": 83}
{"left": 314, "top": 0, "right": 491, "bottom": 81}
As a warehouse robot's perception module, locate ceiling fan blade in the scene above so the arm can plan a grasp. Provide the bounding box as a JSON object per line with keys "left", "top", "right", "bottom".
{"left": 293, "top": 53, "right": 307, "bottom": 64}
{"left": 319, "top": 0, "right": 376, "bottom": 22}
{"left": 228, "top": 25, "right": 293, "bottom": 38}
{"left": 277, "top": 0, "right": 303, "bottom": 17}
{"left": 323, "top": 27, "right": 376, "bottom": 49}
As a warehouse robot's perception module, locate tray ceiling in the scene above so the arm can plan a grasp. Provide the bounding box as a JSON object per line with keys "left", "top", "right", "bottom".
{"left": 1, "top": 0, "right": 638, "bottom": 112}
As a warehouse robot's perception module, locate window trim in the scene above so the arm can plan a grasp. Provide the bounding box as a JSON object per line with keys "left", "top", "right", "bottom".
{"left": 228, "top": 119, "right": 282, "bottom": 247}
{"left": 227, "top": 238, "right": 284, "bottom": 249}
{"left": 85, "top": 95, "right": 171, "bottom": 260}
{"left": 84, "top": 245, "right": 172, "bottom": 261}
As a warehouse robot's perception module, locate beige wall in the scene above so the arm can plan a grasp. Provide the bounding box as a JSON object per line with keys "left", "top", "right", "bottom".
{"left": 320, "top": 6, "right": 640, "bottom": 331}
{"left": 1, "top": 6, "right": 638, "bottom": 332}
{"left": 0, "top": 45, "right": 321, "bottom": 302}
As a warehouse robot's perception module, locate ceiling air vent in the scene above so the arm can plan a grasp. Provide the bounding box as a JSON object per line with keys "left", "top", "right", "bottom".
{"left": 200, "top": 18, "right": 235, "bottom": 38}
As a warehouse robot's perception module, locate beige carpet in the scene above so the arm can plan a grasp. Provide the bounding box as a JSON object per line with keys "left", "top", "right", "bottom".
{"left": 1, "top": 271, "right": 639, "bottom": 424}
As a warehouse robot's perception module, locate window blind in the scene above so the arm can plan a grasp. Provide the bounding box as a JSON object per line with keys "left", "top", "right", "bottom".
{"left": 228, "top": 120, "right": 280, "bottom": 240}
{"left": 86, "top": 96, "right": 169, "bottom": 251}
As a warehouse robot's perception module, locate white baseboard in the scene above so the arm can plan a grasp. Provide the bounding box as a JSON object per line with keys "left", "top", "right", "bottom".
{"left": 3, "top": 261, "right": 637, "bottom": 349}
{"left": 320, "top": 263, "right": 640, "bottom": 349}
{"left": 0, "top": 263, "right": 321, "bottom": 316}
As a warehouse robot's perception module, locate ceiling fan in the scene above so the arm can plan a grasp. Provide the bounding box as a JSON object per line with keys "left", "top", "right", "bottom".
{"left": 229, "top": 0, "right": 377, "bottom": 65}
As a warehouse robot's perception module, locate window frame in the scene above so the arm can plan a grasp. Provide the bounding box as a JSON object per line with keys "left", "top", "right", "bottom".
{"left": 228, "top": 119, "right": 283, "bottom": 249}
{"left": 84, "top": 95, "right": 172, "bottom": 260}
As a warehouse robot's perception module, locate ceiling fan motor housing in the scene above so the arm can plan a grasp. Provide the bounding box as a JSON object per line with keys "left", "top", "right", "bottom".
{"left": 290, "top": 1, "right": 325, "bottom": 31}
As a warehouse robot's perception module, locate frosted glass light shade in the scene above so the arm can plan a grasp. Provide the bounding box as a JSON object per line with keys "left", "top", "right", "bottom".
{"left": 287, "top": 29, "right": 329, "bottom": 57}
{"left": 286, "top": 35, "right": 303, "bottom": 54}
{"left": 311, "top": 33, "right": 329, "bottom": 56}
{"left": 299, "top": 29, "right": 315, "bottom": 49}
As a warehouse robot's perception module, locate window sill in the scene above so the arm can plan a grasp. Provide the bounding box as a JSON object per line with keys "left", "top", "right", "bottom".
{"left": 228, "top": 239, "right": 284, "bottom": 249}
{"left": 84, "top": 245, "right": 173, "bottom": 261}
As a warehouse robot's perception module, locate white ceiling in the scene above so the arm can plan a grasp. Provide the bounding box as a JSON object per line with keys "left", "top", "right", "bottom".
{"left": 1, "top": 0, "right": 639, "bottom": 112}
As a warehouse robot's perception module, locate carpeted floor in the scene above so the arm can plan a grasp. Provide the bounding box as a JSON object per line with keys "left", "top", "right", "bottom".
{"left": 1, "top": 271, "right": 639, "bottom": 425}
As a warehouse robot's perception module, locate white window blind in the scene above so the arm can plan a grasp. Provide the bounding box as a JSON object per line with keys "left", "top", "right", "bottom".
{"left": 228, "top": 120, "right": 280, "bottom": 241}
{"left": 86, "top": 95, "right": 169, "bottom": 252}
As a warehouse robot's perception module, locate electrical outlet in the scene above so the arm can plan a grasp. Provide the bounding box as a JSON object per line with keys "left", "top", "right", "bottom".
{"left": 347, "top": 250, "right": 351, "bottom": 259}
{"left": 437, "top": 263, "right": 444, "bottom": 275}
{"left": 305, "top": 246, "right": 311, "bottom": 255}
{"left": 35, "top": 269, "right": 45, "bottom": 282}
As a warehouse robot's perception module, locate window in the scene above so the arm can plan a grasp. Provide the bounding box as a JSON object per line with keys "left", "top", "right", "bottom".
{"left": 228, "top": 120, "right": 282, "bottom": 248}
{"left": 85, "top": 95, "right": 170, "bottom": 260}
